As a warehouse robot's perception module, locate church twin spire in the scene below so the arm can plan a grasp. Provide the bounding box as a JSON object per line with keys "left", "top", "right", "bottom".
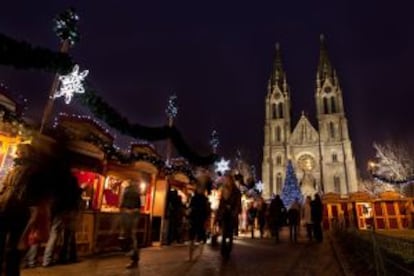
{"left": 317, "top": 34, "right": 338, "bottom": 87}
{"left": 269, "top": 43, "right": 288, "bottom": 94}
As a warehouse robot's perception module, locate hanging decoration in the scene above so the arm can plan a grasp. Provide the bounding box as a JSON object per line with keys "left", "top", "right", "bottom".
{"left": 165, "top": 94, "right": 178, "bottom": 119}
{"left": 372, "top": 174, "right": 414, "bottom": 186}
{"left": 54, "top": 65, "right": 89, "bottom": 104}
{"left": 0, "top": 33, "right": 73, "bottom": 73}
{"left": 214, "top": 158, "right": 230, "bottom": 175}
{"left": 209, "top": 130, "right": 219, "bottom": 152}
{"left": 255, "top": 180, "right": 264, "bottom": 193}
{"left": 54, "top": 7, "right": 80, "bottom": 46}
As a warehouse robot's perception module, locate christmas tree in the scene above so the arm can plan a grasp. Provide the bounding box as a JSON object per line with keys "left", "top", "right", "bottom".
{"left": 281, "top": 160, "right": 303, "bottom": 208}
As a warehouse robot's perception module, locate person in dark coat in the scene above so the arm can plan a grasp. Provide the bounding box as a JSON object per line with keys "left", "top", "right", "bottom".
{"left": 0, "top": 144, "right": 51, "bottom": 276}
{"left": 246, "top": 202, "right": 257, "bottom": 239}
{"left": 120, "top": 180, "right": 141, "bottom": 269}
{"left": 188, "top": 185, "right": 210, "bottom": 244}
{"left": 216, "top": 174, "right": 242, "bottom": 257}
{"left": 269, "top": 194, "right": 285, "bottom": 242}
{"left": 311, "top": 193, "right": 324, "bottom": 242}
{"left": 287, "top": 198, "right": 301, "bottom": 243}
{"left": 256, "top": 197, "right": 267, "bottom": 239}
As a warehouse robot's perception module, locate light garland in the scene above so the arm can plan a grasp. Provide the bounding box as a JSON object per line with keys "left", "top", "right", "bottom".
{"left": 165, "top": 94, "right": 178, "bottom": 118}
{"left": 209, "top": 129, "right": 219, "bottom": 152}
{"left": 54, "top": 65, "right": 88, "bottom": 104}
{"left": 54, "top": 7, "right": 80, "bottom": 46}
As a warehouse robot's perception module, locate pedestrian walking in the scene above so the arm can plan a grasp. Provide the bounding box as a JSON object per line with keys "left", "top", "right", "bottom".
{"left": 302, "top": 196, "right": 313, "bottom": 242}
{"left": 247, "top": 202, "right": 257, "bottom": 239}
{"left": 287, "top": 198, "right": 301, "bottom": 243}
{"left": 256, "top": 197, "right": 267, "bottom": 239}
{"left": 311, "top": 193, "right": 323, "bottom": 243}
{"left": 188, "top": 184, "right": 210, "bottom": 260}
{"left": 269, "top": 194, "right": 285, "bottom": 242}
{"left": 119, "top": 180, "right": 141, "bottom": 269}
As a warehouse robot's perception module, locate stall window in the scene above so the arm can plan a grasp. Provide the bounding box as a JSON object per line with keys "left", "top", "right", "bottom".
{"left": 102, "top": 176, "right": 122, "bottom": 211}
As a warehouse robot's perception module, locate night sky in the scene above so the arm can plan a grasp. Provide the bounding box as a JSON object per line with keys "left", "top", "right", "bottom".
{"left": 1, "top": 1, "right": 414, "bottom": 178}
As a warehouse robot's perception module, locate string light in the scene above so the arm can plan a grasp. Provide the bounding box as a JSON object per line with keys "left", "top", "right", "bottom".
{"left": 209, "top": 130, "right": 219, "bottom": 152}
{"left": 53, "top": 7, "right": 80, "bottom": 46}
{"left": 165, "top": 94, "right": 178, "bottom": 118}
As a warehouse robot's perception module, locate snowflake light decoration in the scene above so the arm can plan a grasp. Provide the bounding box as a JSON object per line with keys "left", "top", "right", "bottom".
{"left": 165, "top": 94, "right": 178, "bottom": 118}
{"left": 214, "top": 158, "right": 230, "bottom": 175}
{"left": 209, "top": 130, "right": 220, "bottom": 152}
{"left": 54, "top": 65, "right": 89, "bottom": 104}
{"left": 255, "top": 181, "right": 264, "bottom": 193}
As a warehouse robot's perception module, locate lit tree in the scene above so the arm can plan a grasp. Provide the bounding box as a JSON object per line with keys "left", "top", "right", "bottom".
{"left": 281, "top": 160, "right": 302, "bottom": 208}
{"left": 372, "top": 142, "right": 413, "bottom": 181}
{"left": 358, "top": 179, "right": 395, "bottom": 196}
{"left": 370, "top": 142, "right": 414, "bottom": 196}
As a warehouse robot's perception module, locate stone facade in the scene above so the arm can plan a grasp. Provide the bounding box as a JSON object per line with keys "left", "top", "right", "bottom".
{"left": 262, "top": 36, "right": 358, "bottom": 199}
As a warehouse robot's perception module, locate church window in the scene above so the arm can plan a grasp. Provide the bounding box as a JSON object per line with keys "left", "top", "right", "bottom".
{"left": 329, "top": 122, "right": 335, "bottom": 138}
{"left": 331, "top": 97, "right": 337, "bottom": 113}
{"left": 276, "top": 173, "right": 283, "bottom": 191}
{"left": 323, "top": 97, "right": 329, "bottom": 114}
{"left": 278, "top": 102, "right": 284, "bottom": 118}
{"left": 275, "top": 126, "right": 281, "bottom": 142}
{"left": 334, "top": 176, "right": 341, "bottom": 193}
{"left": 332, "top": 153, "right": 338, "bottom": 162}
{"left": 276, "top": 155, "right": 282, "bottom": 165}
{"left": 272, "top": 103, "right": 277, "bottom": 119}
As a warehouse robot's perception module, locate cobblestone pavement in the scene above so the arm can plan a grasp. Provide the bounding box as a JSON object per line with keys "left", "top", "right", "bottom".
{"left": 22, "top": 229, "right": 344, "bottom": 276}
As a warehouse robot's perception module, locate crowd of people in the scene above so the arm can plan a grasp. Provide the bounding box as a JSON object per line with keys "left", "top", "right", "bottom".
{"left": 0, "top": 145, "right": 325, "bottom": 274}
{"left": 0, "top": 144, "right": 82, "bottom": 276}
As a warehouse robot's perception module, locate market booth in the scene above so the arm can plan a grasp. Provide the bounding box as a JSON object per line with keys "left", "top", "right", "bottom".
{"left": 0, "top": 90, "right": 29, "bottom": 186}
{"left": 56, "top": 115, "right": 109, "bottom": 255}
{"left": 161, "top": 158, "right": 196, "bottom": 244}
{"left": 97, "top": 144, "right": 161, "bottom": 252}
{"left": 372, "top": 191, "right": 411, "bottom": 230}
{"left": 322, "top": 190, "right": 414, "bottom": 231}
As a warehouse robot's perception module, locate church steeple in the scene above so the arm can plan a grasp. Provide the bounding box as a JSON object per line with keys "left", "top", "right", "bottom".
{"left": 317, "top": 34, "right": 335, "bottom": 86}
{"left": 270, "top": 43, "right": 287, "bottom": 93}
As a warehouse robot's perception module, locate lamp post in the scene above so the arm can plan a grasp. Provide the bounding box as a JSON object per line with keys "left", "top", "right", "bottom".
{"left": 40, "top": 7, "right": 80, "bottom": 133}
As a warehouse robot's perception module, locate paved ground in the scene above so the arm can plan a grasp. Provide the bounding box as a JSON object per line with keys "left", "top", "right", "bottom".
{"left": 21, "top": 229, "right": 344, "bottom": 276}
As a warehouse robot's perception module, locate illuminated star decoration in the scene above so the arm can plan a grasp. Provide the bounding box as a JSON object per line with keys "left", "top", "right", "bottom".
{"left": 54, "top": 65, "right": 89, "bottom": 104}
{"left": 214, "top": 158, "right": 230, "bottom": 175}
{"left": 165, "top": 94, "right": 178, "bottom": 118}
{"left": 209, "top": 130, "right": 220, "bottom": 152}
{"left": 255, "top": 181, "right": 264, "bottom": 193}
{"left": 54, "top": 7, "right": 80, "bottom": 46}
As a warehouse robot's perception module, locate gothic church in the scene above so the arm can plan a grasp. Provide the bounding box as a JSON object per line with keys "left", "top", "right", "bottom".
{"left": 262, "top": 35, "right": 358, "bottom": 199}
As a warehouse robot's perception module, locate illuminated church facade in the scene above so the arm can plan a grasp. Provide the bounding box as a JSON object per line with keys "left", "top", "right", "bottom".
{"left": 261, "top": 35, "right": 358, "bottom": 199}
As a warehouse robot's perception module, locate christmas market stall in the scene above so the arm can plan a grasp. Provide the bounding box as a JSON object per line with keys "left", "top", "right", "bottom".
{"left": 372, "top": 191, "right": 412, "bottom": 230}
{"left": 0, "top": 89, "right": 30, "bottom": 186}
{"left": 96, "top": 143, "right": 162, "bottom": 251}
{"left": 162, "top": 158, "right": 196, "bottom": 244}
{"left": 55, "top": 114, "right": 109, "bottom": 255}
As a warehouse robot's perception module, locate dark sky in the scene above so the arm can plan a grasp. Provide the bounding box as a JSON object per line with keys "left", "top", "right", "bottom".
{"left": 1, "top": 1, "right": 414, "bottom": 178}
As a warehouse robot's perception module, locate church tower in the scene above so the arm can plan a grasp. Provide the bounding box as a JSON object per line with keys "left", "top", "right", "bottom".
{"left": 262, "top": 43, "right": 291, "bottom": 199}
{"left": 315, "top": 34, "right": 358, "bottom": 194}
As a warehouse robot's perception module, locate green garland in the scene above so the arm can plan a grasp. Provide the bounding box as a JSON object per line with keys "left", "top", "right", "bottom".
{"left": 80, "top": 88, "right": 217, "bottom": 166}
{"left": 0, "top": 33, "right": 73, "bottom": 73}
{"left": 0, "top": 32, "right": 217, "bottom": 166}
